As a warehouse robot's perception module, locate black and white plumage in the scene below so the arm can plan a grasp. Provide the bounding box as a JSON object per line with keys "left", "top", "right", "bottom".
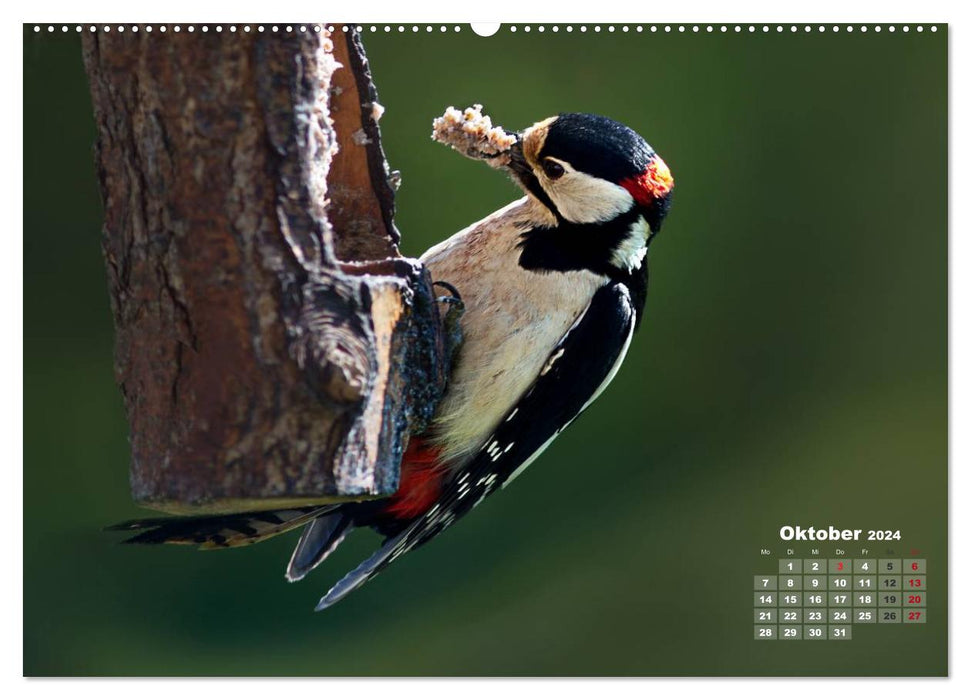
{"left": 112, "top": 112, "right": 674, "bottom": 611}
{"left": 315, "top": 282, "right": 636, "bottom": 609}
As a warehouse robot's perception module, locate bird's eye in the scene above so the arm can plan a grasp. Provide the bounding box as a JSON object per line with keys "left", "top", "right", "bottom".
{"left": 542, "top": 159, "right": 565, "bottom": 180}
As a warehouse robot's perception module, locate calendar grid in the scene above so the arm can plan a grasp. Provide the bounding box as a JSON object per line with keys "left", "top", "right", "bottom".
{"left": 754, "top": 556, "right": 926, "bottom": 640}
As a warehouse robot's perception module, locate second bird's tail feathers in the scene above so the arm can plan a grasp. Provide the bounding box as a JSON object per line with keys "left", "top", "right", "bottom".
{"left": 107, "top": 505, "right": 339, "bottom": 550}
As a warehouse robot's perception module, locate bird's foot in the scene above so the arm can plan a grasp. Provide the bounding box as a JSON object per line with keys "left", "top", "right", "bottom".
{"left": 433, "top": 280, "right": 465, "bottom": 370}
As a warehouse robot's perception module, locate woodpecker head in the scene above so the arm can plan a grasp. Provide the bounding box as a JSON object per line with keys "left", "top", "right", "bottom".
{"left": 506, "top": 113, "right": 674, "bottom": 237}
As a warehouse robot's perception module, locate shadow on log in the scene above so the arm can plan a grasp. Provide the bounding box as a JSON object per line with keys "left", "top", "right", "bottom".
{"left": 82, "top": 27, "right": 448, "bottom": 515}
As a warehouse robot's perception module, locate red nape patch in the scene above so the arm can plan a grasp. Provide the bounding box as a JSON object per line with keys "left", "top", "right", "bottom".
{"left": 383, "top": 438, "right": 446, "bottom": 520}
{"left": 620, "top": 156, "right": 674, "bottom": 207}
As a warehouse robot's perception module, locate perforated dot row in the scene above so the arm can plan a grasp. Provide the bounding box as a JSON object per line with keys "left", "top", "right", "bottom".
{"left": 32, "top": 24, "right": 941, "bottom": 35}
{"left": 506, "top": 24, "right": 938, "bottom": 33}
{"left": 31, "top": 24, "right": 464, "bottom": 34}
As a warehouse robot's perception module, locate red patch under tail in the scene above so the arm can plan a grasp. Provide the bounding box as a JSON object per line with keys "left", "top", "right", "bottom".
{"left": 383, "top": 437, "right": 446, "bottom": 520}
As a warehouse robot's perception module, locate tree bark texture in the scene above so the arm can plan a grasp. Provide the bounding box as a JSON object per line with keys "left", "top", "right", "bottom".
{"left": 82, "top": 28, "right": 448, "bottom": 515}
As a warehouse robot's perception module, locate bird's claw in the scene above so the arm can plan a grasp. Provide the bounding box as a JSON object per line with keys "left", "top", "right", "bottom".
{"left": 433, "top": 280, "right": 465, "bottom": 370}
{"left": 433, "top": 281, "right": 464, "bottom": 311}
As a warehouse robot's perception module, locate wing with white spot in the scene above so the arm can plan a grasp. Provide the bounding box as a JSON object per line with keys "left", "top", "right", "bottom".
{"left": 442, "top": 280, "right": 635, "bottom": 499}
{"left": 314, "top": 281, "right": 636, "bottom": 610}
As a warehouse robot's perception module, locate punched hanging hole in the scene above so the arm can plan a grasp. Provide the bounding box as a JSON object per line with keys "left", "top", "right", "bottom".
{"left": 471, "top": 23, "right": 501, "bottom": 37}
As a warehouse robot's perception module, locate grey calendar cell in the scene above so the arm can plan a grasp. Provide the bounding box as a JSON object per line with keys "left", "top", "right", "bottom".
{"left": 855, "top": 592, "right": 876, "bottom": 607}
{"left": 830, "top": 608, "right": 851, "bottom": 623}
{"left": 904, "top": 592, "right": 927, "bottom": 607}
{"left": 779, "top": 608, "right": 802, "bottom": 624}
{"left": 779, "top": 592, "right": 802, "bottom": 607}
{"left": 828, "top": 558, "right": 852, "bottom": 575}
{"left": 853, "top": 559, "right": 876, "bottom": 574}
{"left": 755, "top": 625, "right": 777, "bottom": 640}
{"left": 780, "top": 626, "right": 802, "bottom": 640}
{"left": 828, "top": 625, "right": 852, "bottom": 640}
{"left": 829, "top": 591, "right": 852, "bottom": 607}
{"left": 904, "top": 576, "right": 926, "bottom": 591}
{"left": 778, "top": 575, "right": 801, "bottom": 591}
{"left": 879, "top": 576, "right": 902, "bottom": 591}
{"left": 803, "top": 559, "right": 827, "bottom": 574}
{"left": 879, "top": 609, "right": 902, "bottom": 623}
{"left": 778, "top": 559, "right": 802, "bottom": 574}
{"left": 853, "top": 576, "right": 876, "bottom": 591}
{"left": 755, "top": 575, "right": 777, "bottom": 590}
{"left": 803, "top": 575, "right": 827, "bottom": 591}
{"left": 804, "top": 609, "right": 825, "bottom": 624}
{"left": 804, "top": 592, "right": 827, "bottom": 608}
{"left": 754, "top": 592, "right": 776, "bottom": 607}
{"left": 754, "top": 609, "right": 776, "bottom": 623}
{"left": 803, "top": 625, "right": 826, "bottom": 640}
{"left": 855, "top": 609, "right": 877, "bottom": 624}
{"left": 879, "top": 592, "right": 901, "bottom": 607}
{"left": 904, "top": 609, "right": 927, "bottom": 624}
{"left": 879, "top": 558, "right": 902, "bottom": 574}
{"left": 828, "top": 575, "right": 852, "bottom": 591}
{"left": 904, "top": 558, "right": 927, "bottom": 574}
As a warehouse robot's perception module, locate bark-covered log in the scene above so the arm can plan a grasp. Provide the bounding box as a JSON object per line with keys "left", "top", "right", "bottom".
{"left": 82, "top": 27, "right": 448, "bottom": 515}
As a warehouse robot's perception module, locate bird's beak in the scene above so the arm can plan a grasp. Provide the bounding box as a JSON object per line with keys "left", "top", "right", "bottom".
{"left": 504, "top": 135, "right": 533, "bottom": 183}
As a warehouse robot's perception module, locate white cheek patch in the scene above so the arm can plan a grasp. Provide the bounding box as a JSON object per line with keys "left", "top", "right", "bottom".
{"left": 610, "top": 216, "right": 650, "bottom": 272}
{"left": 546, "top": 169, "right": 635, "bottom": 224}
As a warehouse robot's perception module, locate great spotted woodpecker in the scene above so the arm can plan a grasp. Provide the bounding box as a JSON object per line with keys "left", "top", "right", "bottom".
{"left": 111, "top": 112, "right": 674, "bottom": 611}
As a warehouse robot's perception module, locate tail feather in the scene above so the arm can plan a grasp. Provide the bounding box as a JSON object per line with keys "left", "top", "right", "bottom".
{"left": 108, "top": 505, "right": 337, "bottom": 550}
{"left": 286, "top": 512, "right": 355, "bottom": 582}
{"left": 314, "top": 523, "right": 416, "bottom": 611}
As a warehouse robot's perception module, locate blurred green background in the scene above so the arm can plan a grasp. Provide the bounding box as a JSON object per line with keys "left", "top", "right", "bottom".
{"left": 24, "top": 25, "right": 946, "bottom": 675}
